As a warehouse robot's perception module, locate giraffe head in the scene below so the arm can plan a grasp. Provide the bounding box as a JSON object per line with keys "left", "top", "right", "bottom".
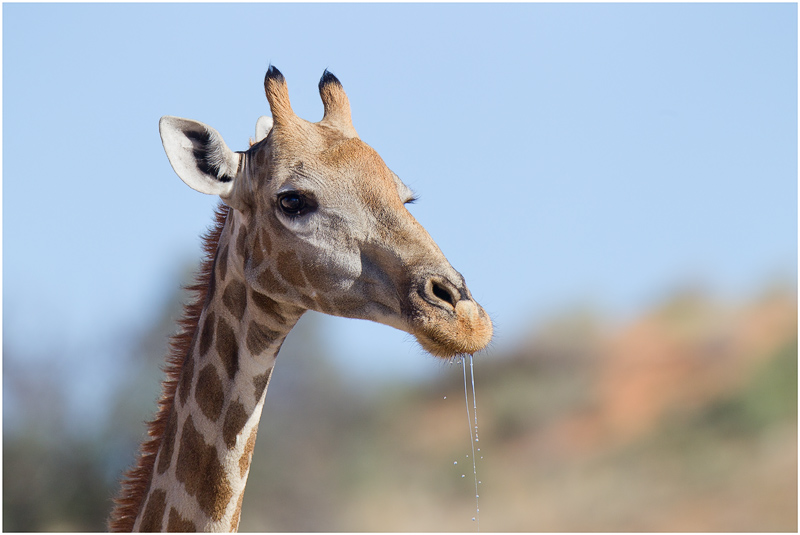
{"left": 159, "top": 66, "right": 492, "bottom": 358}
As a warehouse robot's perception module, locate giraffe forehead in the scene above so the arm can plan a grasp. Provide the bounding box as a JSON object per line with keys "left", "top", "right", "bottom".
{"left": 321, "top": 139, "right": 403, "bottom": 200}
{"left": 262, "top": 117, "right": 347, "bottom": 164}
{"left": 257, "top": 135, "right": 401, "bottom": 204}
{"left": 320, "top": 137, "right": 382, "bottom": 167}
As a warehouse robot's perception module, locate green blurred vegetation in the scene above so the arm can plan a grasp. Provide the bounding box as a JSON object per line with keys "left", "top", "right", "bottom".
{"left": 4, "top": 283, "right": 797, "bottom": 531}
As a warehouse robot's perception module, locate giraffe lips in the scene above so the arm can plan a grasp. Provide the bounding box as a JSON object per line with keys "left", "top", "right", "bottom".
{"left": 411, "top": 299, "right": 493, "bottom": 358}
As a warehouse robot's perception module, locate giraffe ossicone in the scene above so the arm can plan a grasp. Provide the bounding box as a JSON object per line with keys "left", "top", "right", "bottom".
{"left": 110, "top": 66, "right": 492, "bottom": 532}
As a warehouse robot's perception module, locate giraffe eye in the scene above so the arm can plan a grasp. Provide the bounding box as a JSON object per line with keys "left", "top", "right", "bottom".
{"left": 277, "top": 191, "right": 316, "bottom": 216}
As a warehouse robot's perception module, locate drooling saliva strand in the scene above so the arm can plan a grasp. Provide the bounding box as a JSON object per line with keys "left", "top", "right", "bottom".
{"left": 462, "top": 354, "right": 480, "bottom": 530}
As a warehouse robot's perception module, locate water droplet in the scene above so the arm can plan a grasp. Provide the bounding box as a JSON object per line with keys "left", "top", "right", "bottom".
{"left": 475, "top": 438, "right": 479, "bottom": 442}
{"left": 453, "top": 461, "right": 458, "bottom": 465}
{"left": 478, "top": 481, "right": 482, "bottom": 484}
{"left": 476, "top": 494, "right": 480, "bottom": 498}
{"left": 461, "top": 474, "right": 465, "bottom": 478}
{"left": 443, "top": 396, "right": 447, "bottom": 399}
{"left": 472, "top": 517, "right": 476, "bottom": 522}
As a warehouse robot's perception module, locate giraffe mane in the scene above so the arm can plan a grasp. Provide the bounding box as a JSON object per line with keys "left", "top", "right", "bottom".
{"left": 108, "top": 203, "right": 231, "bottom": 532}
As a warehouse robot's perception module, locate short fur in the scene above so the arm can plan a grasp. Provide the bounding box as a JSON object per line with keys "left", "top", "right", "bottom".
{"left": 108, "top": 204, "right": 231, "bottom": 532}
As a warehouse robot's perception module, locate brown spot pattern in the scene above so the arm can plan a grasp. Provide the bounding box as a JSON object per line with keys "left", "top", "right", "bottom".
{"left": 167, "top": 507, "right": 197, "bottom": 532}
{"left": 218, "top": 245, "right": 229, "bottom": 282}
{"left": 236, "top": 225, "right": 248, "bottom": 259}
{"left": 223, "top": 400, "right": 249, "bottom": 450}
{"left": 230, "top": 491, "right": 246, "bottom": 532}
{"left": 300, "top": 261, "right": 330, "bottom": 293}
{"left": 178, "top": 351, "right": 195, "bottom": 406}
{"left": 251, "top": 230, "right": 264, "bottom": 267}
{"left": 216, "top": 317, "right": 239, "bottom": 380}
{"left": 195, "top": 364, "right": 224, "bottom": 422}
{"left": 138, "top": 488, "right": 166, "bottom": 532}
{"left": 239, "top": 426, "right": 258, "bottom": 478}
{"left": 276, "top": 250, "right": 307, "bottom": 288}
{"left": 175, "top": 416, "right": 233, "bottom": 522}
{"left": 250, "top": 290, "right": 285, "bottom": 323}
{"left": 256, "top": 266, "right": 283, "bottom": 294}
{"left": 222, "top": 280, "right": 247, "bottom": 320}
{"left": 199, "top": 311, "right": 215, "bottom": 357}
{"left": 245, "top": 321, "right": 280, "bottom": 355}
{"left": 253, "top": 369, "right": 272, "bottom": 402}
{"left": 156, "top": 408, "right": 178, "bottom": 475}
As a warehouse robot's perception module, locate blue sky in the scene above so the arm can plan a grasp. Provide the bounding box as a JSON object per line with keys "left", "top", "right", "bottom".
{"left": 4, "top": 3, "right": 797, "bottom": 396}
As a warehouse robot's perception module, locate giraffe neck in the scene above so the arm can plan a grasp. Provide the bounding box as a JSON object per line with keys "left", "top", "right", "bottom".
{"left": 127, "top": 206, "right": 304, "bottom": 532}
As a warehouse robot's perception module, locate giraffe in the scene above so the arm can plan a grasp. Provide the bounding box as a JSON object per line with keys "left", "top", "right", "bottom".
{"left": 109, "top": 66, "right": 493, "bottom": 532}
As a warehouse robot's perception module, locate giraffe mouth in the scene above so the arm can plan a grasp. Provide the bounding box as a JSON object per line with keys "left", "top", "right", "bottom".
{"left": 410, "top": 298, "right": 493, "bottom": 358}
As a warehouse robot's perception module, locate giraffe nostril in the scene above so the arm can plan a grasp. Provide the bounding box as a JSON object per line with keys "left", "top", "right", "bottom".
{"left": 431, "top": 280, "right": 458, "bottom": 309}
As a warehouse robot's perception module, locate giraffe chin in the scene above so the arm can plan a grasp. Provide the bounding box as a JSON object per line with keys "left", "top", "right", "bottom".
{"left": 411, "top": 300, "right": 494, "bottom": 359}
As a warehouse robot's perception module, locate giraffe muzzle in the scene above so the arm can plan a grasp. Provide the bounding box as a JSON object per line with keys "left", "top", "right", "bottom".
{"left": 411, "top": 275, "right": 493, "bottom": 358}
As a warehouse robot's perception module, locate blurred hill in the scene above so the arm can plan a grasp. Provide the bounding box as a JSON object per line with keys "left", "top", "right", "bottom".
{"left": 3, "top": 283, "right": 797, "bottom": 531}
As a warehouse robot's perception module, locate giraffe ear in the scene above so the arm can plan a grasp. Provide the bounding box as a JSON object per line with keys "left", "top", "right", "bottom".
{"left": 159, "top": 116, "right": 241, "bottom": 198}
{"left": 254, "top": 116, "right": 273, "bottom": 143}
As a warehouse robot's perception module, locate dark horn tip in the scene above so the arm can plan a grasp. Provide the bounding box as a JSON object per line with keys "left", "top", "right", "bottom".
{"left": 265, "top": 64, "right": 285, "bottom": 85}
{"left": 319, "top": 68, "right": 342, "bottom": 90}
